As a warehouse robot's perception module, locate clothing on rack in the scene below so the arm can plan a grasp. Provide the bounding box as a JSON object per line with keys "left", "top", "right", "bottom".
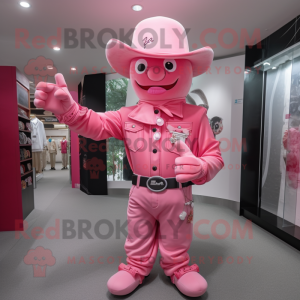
{"left": 30, "top": 118, "right": 47, "bottom": 152}
{"left": 59, "top": 140, "right": 68, "bottom": 153}
{"left": 47, "top": 139, "right": 58, "bottom": 153}
{"left": 47, "top": 139, "right": 57, "bottom": 169}
{"left": 59, "top": 140, "right": 68, "bottom": 168}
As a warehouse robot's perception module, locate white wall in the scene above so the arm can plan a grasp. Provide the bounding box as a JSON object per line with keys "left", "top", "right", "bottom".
{"left": 190, "top": 55, "right": 245, "bottom": 201}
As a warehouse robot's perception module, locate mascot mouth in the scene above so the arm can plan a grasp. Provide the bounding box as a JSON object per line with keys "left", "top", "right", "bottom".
{"left": 136, "top": 79, "right": 178, "bottom": 95}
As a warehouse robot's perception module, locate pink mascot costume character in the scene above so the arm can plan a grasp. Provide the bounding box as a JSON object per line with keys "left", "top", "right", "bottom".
{"left": 34, "top": 17, "right": 224, "bottom": 297}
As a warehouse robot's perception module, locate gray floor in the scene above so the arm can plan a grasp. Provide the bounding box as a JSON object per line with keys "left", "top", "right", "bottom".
{"left": 0, "top": 164, "right": 300, "bottom": 300}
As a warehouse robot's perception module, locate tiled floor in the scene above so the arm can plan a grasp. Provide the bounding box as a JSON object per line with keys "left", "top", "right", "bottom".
{"left": 0, "top": 164, "right": 300, "bottom": 300}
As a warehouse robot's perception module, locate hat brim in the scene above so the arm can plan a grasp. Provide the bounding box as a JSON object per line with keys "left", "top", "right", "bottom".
{"left": 106, "top": 39, "right": 214, "bottom": 78}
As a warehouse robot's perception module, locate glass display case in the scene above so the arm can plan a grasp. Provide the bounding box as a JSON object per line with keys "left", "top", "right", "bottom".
{"left": 241, "top": 15, "right": 300, "bottom": 250}
{"left": 260, "top": 44, "right": 300, "bottom": 227}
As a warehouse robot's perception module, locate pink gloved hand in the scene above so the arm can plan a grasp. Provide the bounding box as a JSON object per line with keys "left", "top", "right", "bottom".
{"left": 174, "top": 140, "right": 205, "bottom": 183}
{"left": 34, "top": 73, "right": 75, "bottom": 115}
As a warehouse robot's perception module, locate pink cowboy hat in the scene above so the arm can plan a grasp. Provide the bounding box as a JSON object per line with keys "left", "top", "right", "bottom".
{"left": 105, "top": 16, "right": 214, "bottom": 78}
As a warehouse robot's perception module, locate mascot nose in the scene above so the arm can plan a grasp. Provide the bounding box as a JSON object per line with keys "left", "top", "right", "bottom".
{"left": 147, "top": 66, "right": 165, "bottom": 81}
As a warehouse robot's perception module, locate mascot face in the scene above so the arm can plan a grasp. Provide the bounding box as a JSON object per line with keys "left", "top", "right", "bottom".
{"left": 130, "top": 58, "right": 193, "bottom": 101}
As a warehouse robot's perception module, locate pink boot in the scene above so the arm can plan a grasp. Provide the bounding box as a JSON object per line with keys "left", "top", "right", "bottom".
{"left": 171, "top": 264, "right": 208, "bottom": 297}
{"left": 107, "top": 263, "right": 144, "bottom": 296}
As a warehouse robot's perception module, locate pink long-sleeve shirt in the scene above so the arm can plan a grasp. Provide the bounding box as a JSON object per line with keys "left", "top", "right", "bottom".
{"left": 56, "top": 98, "right": 224, "bottom": 184}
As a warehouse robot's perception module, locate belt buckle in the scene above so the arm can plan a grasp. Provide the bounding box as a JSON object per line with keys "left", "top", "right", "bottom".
{"left": 146, "top": 176, "right": 168, "bottom": 192}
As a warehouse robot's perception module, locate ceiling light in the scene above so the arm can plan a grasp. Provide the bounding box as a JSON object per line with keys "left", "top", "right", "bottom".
{"left": 20, "top": 2, "right": 30, "bottom": 8}
{"left": 53, "top": 47, "right": 60, "bottom": 51}
{"left": 47, "top": 65, "right": 53, "bottom": 69}
{"left": 71, "top": 67, "right": 76, "bottom": 70}
{"left": 132, "top": 5, "right": 143, "bottom": 11}
{"left": 272, "top": 67, "right": 277, "bottom": 69}
{"left": 263, "top": 62, "right": 270, "bottom": 66}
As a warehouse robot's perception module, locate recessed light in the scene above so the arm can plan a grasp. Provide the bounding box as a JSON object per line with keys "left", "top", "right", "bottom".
{"left": 53, "top": 47, "right": 60, "bottom": 51}
{"left": 132, "top": 4, "right": 143, "bottom": 11}
{"left": 263, "top": 62, "right": 270, "bottom": 66}
{"left": 20, "top": 2, "right": 30, "bottom": 8}
{"left": 71, "top": 67, "right": 76, "bottom": 70}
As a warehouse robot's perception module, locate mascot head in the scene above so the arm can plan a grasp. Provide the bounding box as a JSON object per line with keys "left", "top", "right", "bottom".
{"left": 106, "top": 16, "right": 213, "bottom": 101}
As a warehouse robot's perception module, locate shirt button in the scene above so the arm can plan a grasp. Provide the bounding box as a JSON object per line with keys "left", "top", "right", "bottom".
{"left": 153, "top": 132, "right": 161, "bottom": 140}
{"left": 152, "top": 128, "right": 157, "bottom": 132}
{"left": 152, "top": 166, "right": 157, "bottom": 171}
{"left": 156, "top": 118, "right": 164, "bottom": 126}
{"left": 178, "top": 125, "right": 181, "bottom": 129}
{"left": 132, "top": 125, "right": 136, "bottom": 128}
{"left": 154, "top": 109, "right": 159, "bottom": 114}
{"left": 153, "top": 149, "right": 157, "bottom": 153}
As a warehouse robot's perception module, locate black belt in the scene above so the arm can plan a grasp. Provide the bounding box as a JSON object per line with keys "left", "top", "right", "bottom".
{"left": 132, "top": 174, "right": 194, "bottom": 192}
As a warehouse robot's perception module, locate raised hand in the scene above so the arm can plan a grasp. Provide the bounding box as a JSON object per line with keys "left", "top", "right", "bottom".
{"left": 174, "top": 140, "right": 205, "bottom": 183}
{"left": 34, "top": 73, "right": 75, "bottom": 115}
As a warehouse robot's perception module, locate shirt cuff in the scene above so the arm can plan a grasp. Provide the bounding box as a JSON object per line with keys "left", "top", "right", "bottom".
{"left": 191, "top": 160, "right": 208, "bottom": 185}
{"left": 55, "top": 103, "right": 87, "bottom": 126}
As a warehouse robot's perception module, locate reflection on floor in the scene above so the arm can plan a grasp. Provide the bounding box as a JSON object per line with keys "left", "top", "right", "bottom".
{"left": 0, "top": 165, "right": 300, "bottom": 300}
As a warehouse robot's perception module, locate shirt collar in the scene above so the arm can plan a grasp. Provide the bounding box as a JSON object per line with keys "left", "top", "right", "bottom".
{"left": 128, "top": 98, "right": 185, "bottom": 125}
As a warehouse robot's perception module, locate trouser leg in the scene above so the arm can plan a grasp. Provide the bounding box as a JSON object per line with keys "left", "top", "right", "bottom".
{"left": 62, "top": 153, "right": 67, "bottom": 167}
{"left": 33, "top": 151, "right": 42, "bottom": 173}
{"left": 32, "top": 152, "right": 37, "bottom": 171}
{"left": 124, "top": 186, "right": 159, "bottom": 276}
{"left": 42, "top": 150, "right": 47, "bottom": 169}
{"left": 158, "top": 186, "right": 193, "bottom": 276}
{"left": 50, "top": 153, "right": 56, "bottom": 168}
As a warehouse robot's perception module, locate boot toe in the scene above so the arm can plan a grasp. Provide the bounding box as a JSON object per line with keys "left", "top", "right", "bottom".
{"left": 175, "top": 272, "right": 207, "bottom": 297}
{"left": 107, "top": 270, "right": 140, "bottom": 296}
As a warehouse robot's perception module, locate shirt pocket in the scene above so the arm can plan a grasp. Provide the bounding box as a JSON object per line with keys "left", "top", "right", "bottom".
{"left": 124, "top": 122, "right": 145, "bottom": 152}
{"left": 164, "top": 122, "right": 193, "bottom": 155}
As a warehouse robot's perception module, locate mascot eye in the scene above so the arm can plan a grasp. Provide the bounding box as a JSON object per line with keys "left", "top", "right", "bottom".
{"left": 35, "top": 66, "right": 38, "bottom": 70}
{"left": 43, "top": 66, "right": 47, "bottom": 71}
{"left": 164, "top": 59, "right": 177, "bottom": 72}
{"left": 135, "top": 59, "right": 147, "bottom": 74}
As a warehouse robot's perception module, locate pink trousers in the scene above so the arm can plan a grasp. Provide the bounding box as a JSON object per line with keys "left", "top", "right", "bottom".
{"left": 125, "top": 183, "right": 194, "bottom": 277}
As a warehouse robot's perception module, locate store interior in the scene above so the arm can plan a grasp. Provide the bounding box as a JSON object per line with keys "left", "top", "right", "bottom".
{"left": 0, "top": 1, "right": 300, "bottom": 300}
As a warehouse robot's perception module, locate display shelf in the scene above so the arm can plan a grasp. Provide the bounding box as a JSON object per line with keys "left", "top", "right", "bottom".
{"left": 18, "top": 115, "right": 30, "bottom": 121}
{"left": 17, "top": 103, "right": 30, "bottom": 111}
{"left": 0, "top": 66, "right": 34, "bottom": 231}
{"left": 21, "top": 170, "right": 33, "bottom": 177}
{"left": 20, "top": 158, "right": 32, "bottom": 163}
{"left": 19, "top": 129, "right": 31, "bottom": 133}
